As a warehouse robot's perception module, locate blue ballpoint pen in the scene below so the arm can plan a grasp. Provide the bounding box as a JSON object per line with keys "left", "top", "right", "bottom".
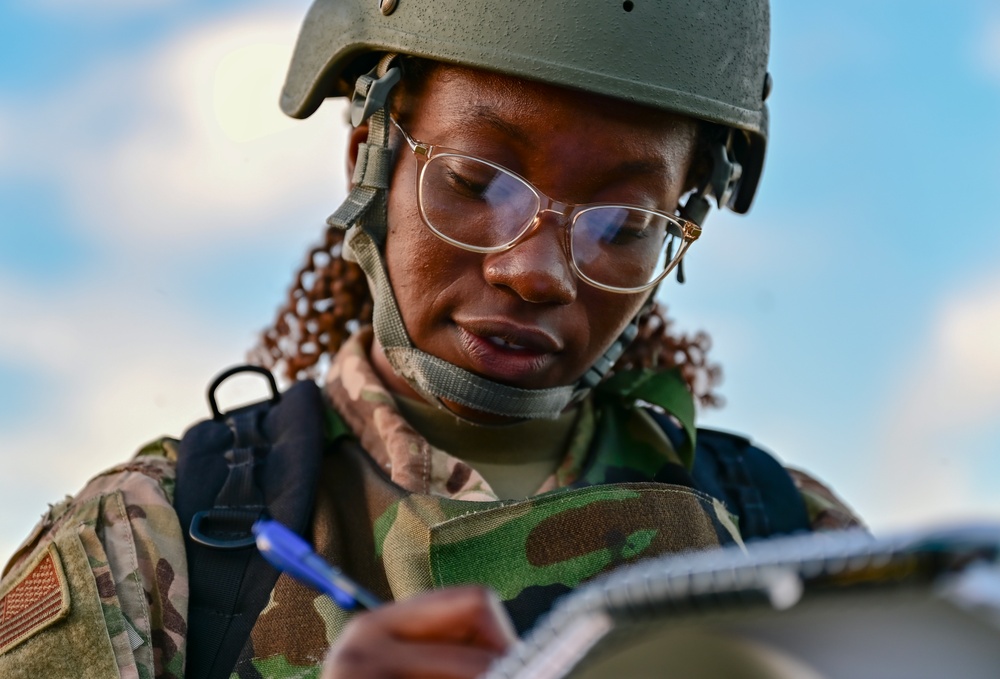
{"left": 252, "top": 518, "right": 383, "bottom": 611}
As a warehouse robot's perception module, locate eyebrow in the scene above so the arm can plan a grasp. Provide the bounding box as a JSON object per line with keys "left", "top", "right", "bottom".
{"left": 462, "top": 105, "right": 527, "bottom": 141}
{"left": 460, "top": 104, "right": 678, "bottom": 182}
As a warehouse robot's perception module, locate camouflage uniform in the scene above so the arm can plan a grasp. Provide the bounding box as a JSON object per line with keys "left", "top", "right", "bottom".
{"left": 0, "top": 329, "right": 861, "bottom": 679}
{"left": 0, "top": 444, "right": 187, "bottom": 679}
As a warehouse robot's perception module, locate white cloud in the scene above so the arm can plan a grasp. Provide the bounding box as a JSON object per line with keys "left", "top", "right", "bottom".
{"left": 973, "top": 13, "right": 1000, "bottom": 83}
{"left": 3, "top": 7, "right": 348, "bottom": 251}
{"left": 895, "top": 275, "right": 1000, "bottom": 429}
{"left": 0, "top": 108, "right": 10, "bottom": 162}
{"left": 0, "top": 271, "right": 279, "bottom": 562}
{"left": 870, "top": 272, "right": 1000, "bottom": 529}
{"left": 0, "top": 5, "right": 351, "bottom": 563}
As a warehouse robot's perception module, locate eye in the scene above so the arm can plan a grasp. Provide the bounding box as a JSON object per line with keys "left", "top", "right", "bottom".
{"left": 438, "top": 156, "right": 500, "bottom": 200}
{"left": 603, "top": 210, "right": 655, "bottom": 245}
{"left": 445, "top": 167, "right": 491, "bottom": 198}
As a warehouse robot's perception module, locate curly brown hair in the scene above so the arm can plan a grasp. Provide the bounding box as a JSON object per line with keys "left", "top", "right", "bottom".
{"left": 250, "top": 55, "right": 723, "bottom": 408}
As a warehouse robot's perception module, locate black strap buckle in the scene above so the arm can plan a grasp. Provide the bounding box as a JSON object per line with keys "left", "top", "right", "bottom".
{"left": 191, "top": 365, "right": 279, "bottom": 550}
{"left": 189, "top": 508, "right": 263, "bottom": 549}
{"left": 207, "top": 365, "right": 280, "bottom": 421}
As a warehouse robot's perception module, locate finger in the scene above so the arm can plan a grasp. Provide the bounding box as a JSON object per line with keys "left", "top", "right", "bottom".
{"left": 375, "top": 586, "right": 517, "bottom": 651}
{"left": 325, "top": 638, "right": 501, "bottom": 679}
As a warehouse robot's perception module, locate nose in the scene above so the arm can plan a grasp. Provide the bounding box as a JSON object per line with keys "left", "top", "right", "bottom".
{"left": 482, "top": 213, "right": 577, "bottom": 304}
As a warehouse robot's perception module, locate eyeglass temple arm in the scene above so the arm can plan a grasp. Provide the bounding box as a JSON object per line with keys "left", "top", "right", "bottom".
{"left": 390, "top": 117, "right": 422, "bottom": 153}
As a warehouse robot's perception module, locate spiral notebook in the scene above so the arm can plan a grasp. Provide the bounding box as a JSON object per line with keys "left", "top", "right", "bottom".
{"left": 484, "top": 524, "right": 1000, "bottom": 679}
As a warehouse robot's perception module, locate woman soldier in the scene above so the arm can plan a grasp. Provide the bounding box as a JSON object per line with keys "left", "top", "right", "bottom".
{"left": 0, "top": 0, "right": 860, "bottom": 678}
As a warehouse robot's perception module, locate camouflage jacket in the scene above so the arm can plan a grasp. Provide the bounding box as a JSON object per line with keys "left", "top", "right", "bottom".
{"left": 0, "top": 330, "right": 861, "bottom": 679}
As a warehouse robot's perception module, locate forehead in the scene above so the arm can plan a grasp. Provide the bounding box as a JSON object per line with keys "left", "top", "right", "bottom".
{"left": 398, "top": 63, "right": 699, "bottom": 169}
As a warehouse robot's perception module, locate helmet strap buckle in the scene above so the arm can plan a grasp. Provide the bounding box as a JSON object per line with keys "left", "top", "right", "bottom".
{"left": 350, "top": 60, "right": 401, "bottom": 127}
{"left": 710, "top": 134, "right": 743, "bottom": 209}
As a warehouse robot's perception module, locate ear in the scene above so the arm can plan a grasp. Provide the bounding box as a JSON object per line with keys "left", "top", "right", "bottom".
{"left": 345, "top": 122, "right": 371, "bottom": 190}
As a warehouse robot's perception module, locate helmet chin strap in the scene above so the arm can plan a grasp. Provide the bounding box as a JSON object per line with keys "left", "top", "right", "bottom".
{"left": 326, "top": 55, "right": 647, "bottom": 419}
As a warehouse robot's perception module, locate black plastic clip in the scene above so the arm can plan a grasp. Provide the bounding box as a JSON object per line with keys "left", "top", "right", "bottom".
{"left": 207, "top": 365, "right": 280, "bottom": 421}
{"left": 350, "top": 65, "right": 401, "bottom": 127}
{"left": 189, "top": 508, "right": 263, "bottom": 549}
{"left": 710, "top": 136, "right": 743, "bottom": 209}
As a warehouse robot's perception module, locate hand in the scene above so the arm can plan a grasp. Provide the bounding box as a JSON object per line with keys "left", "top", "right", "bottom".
{"left": 322, "top": 585, "right": 517, "bottom": 679}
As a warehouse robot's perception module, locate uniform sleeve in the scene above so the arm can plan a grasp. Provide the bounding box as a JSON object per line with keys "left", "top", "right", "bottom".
{"left": 0, "top": 438, "right": 188, "bottom": 679}
{"left": 786, "top": 467, "right": 866, "bottom": 531}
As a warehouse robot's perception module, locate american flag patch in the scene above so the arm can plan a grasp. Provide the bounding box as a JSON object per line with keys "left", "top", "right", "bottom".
{"left": 0, "top": 544, "right": 70, "bottom": 655}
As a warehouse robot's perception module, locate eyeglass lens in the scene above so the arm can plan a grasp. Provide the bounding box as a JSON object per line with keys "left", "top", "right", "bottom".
{"left": 419, "top": 153, "right": 681, "bottom": 291}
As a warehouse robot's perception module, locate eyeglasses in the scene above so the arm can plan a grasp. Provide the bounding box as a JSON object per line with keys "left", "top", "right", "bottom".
{"left": 391, "top": 118, "right": 701, "bottom": 294}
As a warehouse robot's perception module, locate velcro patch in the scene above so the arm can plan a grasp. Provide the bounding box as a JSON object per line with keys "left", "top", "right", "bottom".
{"left": 0, "top": 544, "right": 70, "bottom": 655}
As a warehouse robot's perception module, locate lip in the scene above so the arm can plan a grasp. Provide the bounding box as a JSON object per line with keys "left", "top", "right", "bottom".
{"left": 453, "top": 318, "right": 562, "bottom": 384}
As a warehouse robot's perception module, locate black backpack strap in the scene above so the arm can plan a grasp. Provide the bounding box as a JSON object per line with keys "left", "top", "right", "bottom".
{"left": 646, "top": 410, "right": 811, "bottom": 540}
{"left": 692, "top": 428, "right": 810, "bottom": 540}
{"left": 174, "top": 367, "right": 327, "bottom": 679}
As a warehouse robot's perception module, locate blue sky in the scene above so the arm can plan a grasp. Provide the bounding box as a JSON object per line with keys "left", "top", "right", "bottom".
{"left": 1, "top": 0, "right": 999, "bottom": 560}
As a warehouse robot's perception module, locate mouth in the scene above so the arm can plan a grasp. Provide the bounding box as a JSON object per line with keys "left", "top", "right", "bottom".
{"left": 453, "top": 319, "right": 562, "bottom": 385}
{"left": 486, "top": 335, "right": 528, "bottom": 350}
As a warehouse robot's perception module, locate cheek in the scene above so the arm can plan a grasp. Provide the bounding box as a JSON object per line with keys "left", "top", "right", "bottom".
{"left": 383, "top": 180, "right": 476, "bottom": 336}
{"left": 385, "top": 194, "right": 435, "bottom": 303}
{"left": 578, "top": 288, "right": 648, "bottom": 356}
{"left": 385, "top": 162, "right": 431, "bottom": 292}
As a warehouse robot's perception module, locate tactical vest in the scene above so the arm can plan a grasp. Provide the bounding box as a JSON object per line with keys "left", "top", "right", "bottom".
{"left": 175, "top": 371, "right": 810, "bottom": 679}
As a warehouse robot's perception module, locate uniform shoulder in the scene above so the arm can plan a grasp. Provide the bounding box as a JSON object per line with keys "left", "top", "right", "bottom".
{"left": 0, "top": 436, "right": 187, "bottom": 677}
{"left": 688, "top": 426, "right": 865, "bottom": 535}
{"left": 786, "top": 467, "right": 866, "bottom": 531}
{"left": 3, "top": 436, "right": 180, "bottom": 578}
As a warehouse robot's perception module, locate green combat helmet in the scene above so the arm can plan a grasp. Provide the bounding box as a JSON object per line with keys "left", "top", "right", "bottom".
{"left": 280, "top": 0, "right": 771, "bottom": 419}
